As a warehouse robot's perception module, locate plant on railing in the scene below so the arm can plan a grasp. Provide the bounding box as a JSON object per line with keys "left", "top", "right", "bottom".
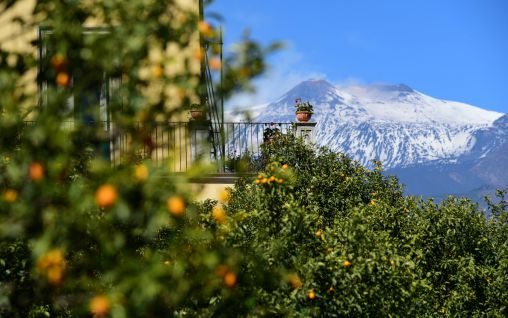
{"left": 188, "top": 103, "right": 207, "bottom": 121}
{"left": 294, "top": 98, "right": 314, "bottom": 113}
{"left": 294, "top": 98, "right": 314, "bottom": 122}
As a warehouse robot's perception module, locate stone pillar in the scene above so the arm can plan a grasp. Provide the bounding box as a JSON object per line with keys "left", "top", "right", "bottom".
{"left": 189, "top": 120, "right": 211, "bottom": 164}
{"left": 295, "top": 122, "right": 316, "bottom": 145}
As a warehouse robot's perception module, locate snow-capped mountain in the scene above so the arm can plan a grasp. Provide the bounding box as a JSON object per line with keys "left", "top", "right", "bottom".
{"left": 255, "top": 79, "right": 504, "bottom": 169}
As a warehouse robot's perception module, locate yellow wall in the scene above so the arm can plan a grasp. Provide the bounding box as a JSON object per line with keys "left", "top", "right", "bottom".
{"left": 1, "top": 0, "right": 227, "bottom": 200}
{"left": 0, "top": 0, "right": 37, "bottom": 54}
{"left": 0, "top": 0, "right": 201, "bottom": 110}
{"left": 0, "top": 0, "right": 200, "bottom": 53}
{"left": 0, "top": 0, "right": 38, "bottom": 109}
{"left": 1, "top": 0, "right": 205, "bottom": 170}
{"left": 192, "top": 183, "right": 234, "bottom": 202}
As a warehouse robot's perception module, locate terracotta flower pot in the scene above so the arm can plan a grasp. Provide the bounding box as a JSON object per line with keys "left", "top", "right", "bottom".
{"left": 296, "top": 111, "right": 312, "bottom": 122}
{"left": 190, "top": 110, "right": 205, "bottom": 120}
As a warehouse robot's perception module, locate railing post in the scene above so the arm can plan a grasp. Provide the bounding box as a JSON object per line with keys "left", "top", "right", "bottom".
{"left": 189, "top": 120, "right": 211, "bottom": 165}
{"left": 295, "top": 122, "right": 317, "bottom": 145}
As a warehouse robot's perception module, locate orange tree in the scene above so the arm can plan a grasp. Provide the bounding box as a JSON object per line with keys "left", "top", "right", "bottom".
{"left": 220, "top": 134, "right": 508, "bottom": 316}
{"left": 0, "top": 0, "right": 279, "bottom": 316}
{"left": 2, "top": 0, "right": 507, "bottom": 316}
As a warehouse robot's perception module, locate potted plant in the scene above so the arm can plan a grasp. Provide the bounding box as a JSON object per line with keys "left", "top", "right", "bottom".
{"left": 294, "top": 98, "right": 314, "bottom": 122}
{"left": 189, "top": 103, "right": 206, "bottom": 120}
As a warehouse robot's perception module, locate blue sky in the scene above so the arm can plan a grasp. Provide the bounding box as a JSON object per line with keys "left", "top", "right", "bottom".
{"left": 208, "top": 0, "right": 508, "bottom": 113}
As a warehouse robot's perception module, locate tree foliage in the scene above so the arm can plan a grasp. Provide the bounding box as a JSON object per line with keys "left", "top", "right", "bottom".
{"left": 223, "top": 135, "right": 508, "bottom": 316}
{"left": 1, "top": 0, "right": 507, "bottom": 317}
{"left": 1, "top": 0, "right": 277, "bottom": 316}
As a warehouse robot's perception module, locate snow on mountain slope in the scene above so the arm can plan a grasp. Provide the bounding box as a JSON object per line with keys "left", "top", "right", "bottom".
{"left": 255, "top": 79, "right": 504, "bottom": 169}
{"left": 343, "top": 83, "right": 499, "bottom": 125}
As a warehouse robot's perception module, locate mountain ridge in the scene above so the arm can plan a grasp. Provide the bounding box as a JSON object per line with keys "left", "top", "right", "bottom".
{"left": 250, "top": 79, "right": 507, "bottom": 199}
{"left": 254, "top": 79, "right": 504, "bottom": 170}
{"left": 259, "top": 79, "right": 502, "bottom": 125}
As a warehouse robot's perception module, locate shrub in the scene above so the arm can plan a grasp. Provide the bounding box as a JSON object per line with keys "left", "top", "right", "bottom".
{"left": 0, "top": 0, "right": 278, "bottom": 316}
{"left": 1, "top": 0, "right": 507, "bottom": 316}
{"left": 222, "top": 134, "right": 508, "bottom": 316}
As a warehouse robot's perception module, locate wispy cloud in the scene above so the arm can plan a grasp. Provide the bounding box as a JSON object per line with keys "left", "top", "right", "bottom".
{"left": 225, "top": 45, "right": 325, "bottom": 112}
{"left": 334, "top": 77, "right": 367, "bottom": 88}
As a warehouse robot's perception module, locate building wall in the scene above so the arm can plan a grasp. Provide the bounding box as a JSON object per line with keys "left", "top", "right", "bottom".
{"left": 0, "top": 0, "right": 200, "bottom": 53}
{"left": 0, "top": 0, "right": 37, "bottom": 54}
{"left": 192, "top": 183, "right": 235, "bottom": 202}
{"left": 2, "top": 0, "right": 207, "bottom": 172}
{"left": 1, "top": 0, "right": 228, "bottom": 200}
{"left": 0, "top": 0, "right": 201, "bottom": 112}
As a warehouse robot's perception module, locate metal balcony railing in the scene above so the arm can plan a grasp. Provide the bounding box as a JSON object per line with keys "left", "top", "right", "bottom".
{"left": 22, "top": 121, "right": 294, "bottom": 173}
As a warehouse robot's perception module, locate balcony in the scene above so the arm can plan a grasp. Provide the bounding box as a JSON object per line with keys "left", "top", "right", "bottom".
{"left": 32, "top": 26, "right": 318, "bottom": 184}
{"left": 23, "top": 120, "right": 309, "bottom": 176}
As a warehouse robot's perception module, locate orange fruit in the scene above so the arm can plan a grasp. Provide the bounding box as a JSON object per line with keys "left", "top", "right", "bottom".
{"left": 262, "top": 178, "right": 268, "bottom": 184}
{"left": 224, "top": 271, "right": 237, "bottom": 287}
{"left": 56, "top": 72, "right": 70, "bottom": 87}
{"left": 193, "top": 47, "right": 204, "bottom": 61}
{"left": 167, "top": 195, "right": 185, "bottom": 216}
{"left": 218, "top": 189, "right": 230, "bottom": 203}
{"left": 282, "top": 164, "right": 289, "bottom": 169}
{"left": 328, "top": 287, "right": 335, "bottom": 293}
{"left": 216, "top": 265, "right": 227, "bottom": 277}
{"left": 198, "top": 21, "right": 214, "bottom": 37}
{"left": 212, "top": 205, "right": 226, "bottom": 223}
{"left": 209, "top": 57, "right": 221, "bottom": 71}
{"left": 89, "top": 295, "right": 110, "bottom": 317}
{"left": 50, "top": 54, "right": 66, "bottom": 71}
{"left": 36, "top": 249, "right": 65, "bottom": 271}
{"left": 315, "top": 230, "right": 322, "bottom": 237}
{"left": 308, "top": 290, "right": 315, "bottom": 300}
{"left": 29, "top": 162, "right": 44, "bottom": 181}
{"left": 255, "top": 179, "right": 261, "bottom": 185}
{"left": 343, "top": 260, "right": 352, "bottom": 268}
{"left": 269, "top": 176, "right": 275, "bottom": 182}
{"left": 151, "top": 65, "right": 163, "bottom": 78}
{"left": 95, "top": 184, "right": 118, "bottom": 208}
{"left": 46, "top": 267, "right": 64, "bottom": 285}
{"left": 36, "top": 249, "right": 66, "bottom": 285}
{"left": 2, "top": 189, "right": 18, "bottom": 202}
{"left": 134, "top": 164, "right": 149, "bottom": 181}
{"left": 277, "top": 178, "right": 284, "bottom": 184}
{"left": 46, "top": 249, "right": 65, "bottom": 266}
